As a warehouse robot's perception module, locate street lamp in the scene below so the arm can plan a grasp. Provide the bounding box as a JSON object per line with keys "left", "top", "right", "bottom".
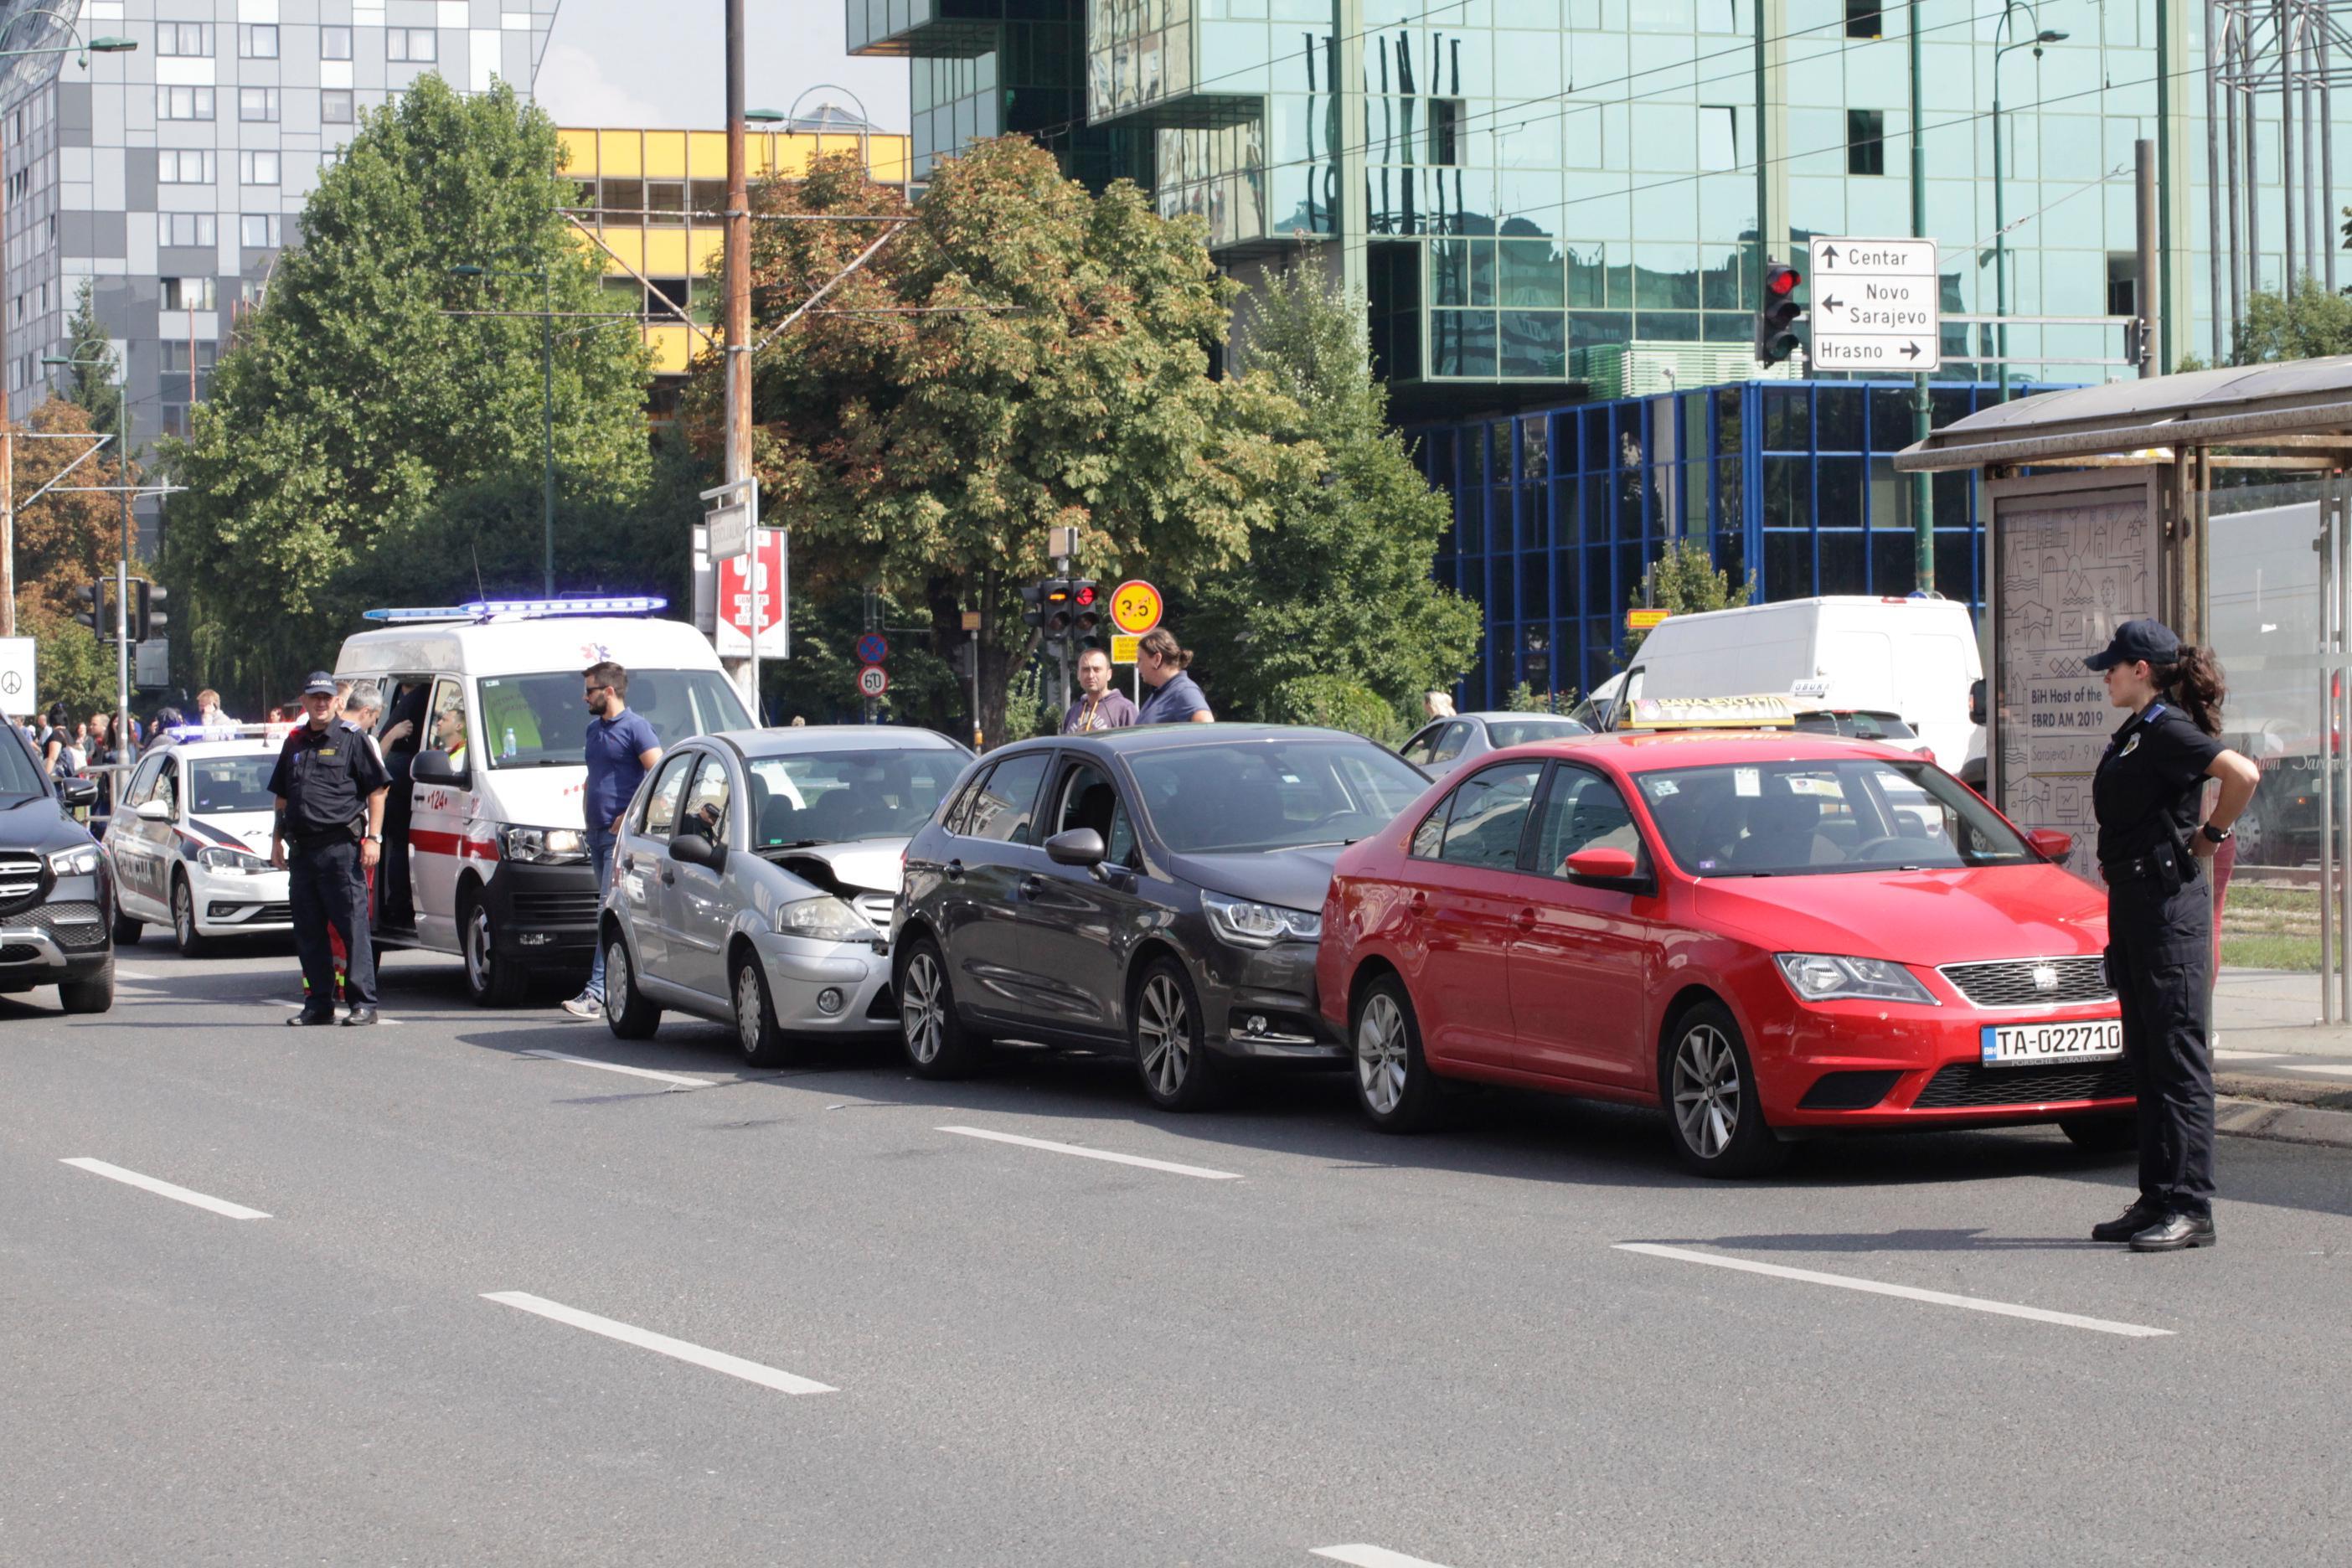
{"left": 44, "top": 349, "right": 137, "bottom": 766}
{"left": 451, "top": 260, "right": 558, "bottom": 596}
{"left": 1991, "top": 5, "right": 2066, "bottom": 402}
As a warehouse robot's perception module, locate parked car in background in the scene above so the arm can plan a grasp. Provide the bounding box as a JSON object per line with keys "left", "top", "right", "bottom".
{"left": 0, "top": 720, "right": 113, "bottom": 1012}
{"left": 1318, "top": 730, "right": 2127, "bottom": 1176}
{"left": 104, "top": 725, "right": 294, "bottom": 955}
{"left": 1397, "top": 710, "right": 1591, "bottom": 779}
{"left": 598, "top": 725, "right": 972, "bottom": 1065}
{"left": 892, "top": 725, "right": 1430, "bottom": 1110}
{"left": 1788, "top": 704, "right": 1927, "bottom": 752}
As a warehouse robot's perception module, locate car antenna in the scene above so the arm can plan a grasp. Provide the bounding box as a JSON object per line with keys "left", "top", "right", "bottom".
{"left": 470, "top": 541, "right": 487, "bottom": 603}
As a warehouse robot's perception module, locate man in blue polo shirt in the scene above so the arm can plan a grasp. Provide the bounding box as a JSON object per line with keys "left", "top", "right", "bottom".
{"left": 563, "top": 660, "right": 663, "bottom": 1019}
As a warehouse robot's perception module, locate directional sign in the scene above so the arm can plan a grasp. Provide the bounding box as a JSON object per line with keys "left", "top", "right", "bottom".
{"left": 1807, "top": 236, "right": 1941, "bottom": 371}
{"left": 857, "top": 663, "right": 890, "bottom": 698}
{"left": 707, "top": 501, "right": 751, "bottom": 560}
{"left": 855, "top": 632, "right": 889, "bottom": 664}
{"left": 1110, "top": 579, "right": 1163, "bottom": 636}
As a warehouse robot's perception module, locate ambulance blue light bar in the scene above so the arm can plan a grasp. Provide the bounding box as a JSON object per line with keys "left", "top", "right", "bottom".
{"left": 362, "top": 596, "right": 668, "bottom": 623}
{"left": 166, "top": 723, "right": 292, "bottom": 742}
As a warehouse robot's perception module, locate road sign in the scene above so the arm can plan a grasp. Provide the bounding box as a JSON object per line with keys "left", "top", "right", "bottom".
{"left": 135, "top": 637, "right": 170, "bottom": 689}
{"left": 707, "top": 501, "right": 751, "bottom": 560}
{"left": 1626, "top": 608, "right": 1669, "bottom": 632}
{"left": 857, "top": 663, "right": 890, "bottom": 698}
{"left": 1110, "top": 579, "right": 1163, "bottom": 636}
{"left": 855, "top": 632, "right": 889, "bottom": 664}
{"left": 715, "top": 528, "right": 788, "bottom": 658}
{"left": 1110, "top": 633, "right": 1141, "bottom": 664}
{"left": 1806, "top": 237, "right": 1941, "bottom": 371}
{"left": 0, "top": 637, "right": 33, "bottom": 710}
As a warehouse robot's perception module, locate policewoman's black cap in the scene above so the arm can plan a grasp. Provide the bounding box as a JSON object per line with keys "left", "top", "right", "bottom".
{"left": 2084, "top": 618, "right": 2182, "bottom": 672}
{"left": 302, "top": 670, "right": 338, "bottom": 695}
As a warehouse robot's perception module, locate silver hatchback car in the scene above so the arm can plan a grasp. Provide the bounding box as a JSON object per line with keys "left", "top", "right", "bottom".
{"left": 597, "top": 725, "right": 973, "bottom": 1065}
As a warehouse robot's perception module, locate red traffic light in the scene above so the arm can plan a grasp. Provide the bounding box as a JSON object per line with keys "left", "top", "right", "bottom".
{"left": 1766, "top": 264, "right": 1802, "bottom": 297}
{"left": 1073, "top": 584, "right": 1096, "bottom": 606}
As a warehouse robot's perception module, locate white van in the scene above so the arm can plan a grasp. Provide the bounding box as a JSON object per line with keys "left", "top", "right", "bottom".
{"left": 1573, "top": 596, "right": 1984, "bottom": 774}
{"left": 335, "top": 601, "right": 750, "bottom": 1004}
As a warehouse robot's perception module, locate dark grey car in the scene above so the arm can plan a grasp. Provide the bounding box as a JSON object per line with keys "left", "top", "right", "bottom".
{"left": 890, "top": 725, "right": 1429, "bottom": 1110}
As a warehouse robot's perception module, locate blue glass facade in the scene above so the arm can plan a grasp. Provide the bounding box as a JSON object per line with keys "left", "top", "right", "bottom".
{"left": 1416, "top": 376, "right": 2064, "bottom": 706}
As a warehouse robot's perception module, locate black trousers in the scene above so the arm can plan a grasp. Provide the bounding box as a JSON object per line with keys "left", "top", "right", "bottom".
{"left": 2109, "top": 871, "right": 2215, "bottom": 1217}
{"left": 290, "top": 837, "right": 376, "bottom": 1009}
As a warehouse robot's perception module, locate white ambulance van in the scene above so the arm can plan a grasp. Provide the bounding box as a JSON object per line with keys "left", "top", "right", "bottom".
{"left": 1572, "top": 596, "right": 1985, "bottom": 776}
{"left": 334, "top": 598, "right": 750, "bottom": 1004}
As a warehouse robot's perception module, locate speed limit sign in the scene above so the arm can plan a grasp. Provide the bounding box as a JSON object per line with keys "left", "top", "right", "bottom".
{"left": 1110, "top": 579, "right": 1163, "bottom": 636}
{"left": 857, "top": 663, "right": 890, "bottom": 698}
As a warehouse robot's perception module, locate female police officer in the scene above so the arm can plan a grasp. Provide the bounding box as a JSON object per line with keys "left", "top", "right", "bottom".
{"left": 2083, "top": 620, "right": 2259, "bottom": 1251}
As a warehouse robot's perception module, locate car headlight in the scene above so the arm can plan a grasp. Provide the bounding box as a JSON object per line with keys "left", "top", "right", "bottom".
{"left": 774, "top": 895, "right": 874, "bottom": 943}
{"left": 499, "top": 825, "right": 589, "bottom": 864}
{"left": 1774, "top": 952, "right": 1938, "bottom": 1006}
{"left": 48, "top": 843, "right": 101, "bottom": 877}
{"left": 197, "top": 845, "right": 271, "bottom": 875}
{"left": 1201, "top": 890, "right": 1322, "bottom": 947}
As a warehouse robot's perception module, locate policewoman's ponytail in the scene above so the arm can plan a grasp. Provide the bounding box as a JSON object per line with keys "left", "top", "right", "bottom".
{"left": 2155, "top": 646, "right": 2226, "bottom": 738}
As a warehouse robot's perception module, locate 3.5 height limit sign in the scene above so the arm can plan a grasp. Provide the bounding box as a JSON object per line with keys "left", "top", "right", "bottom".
{"left": 1806, "top": 237, "right": 1942, "bottom": 372}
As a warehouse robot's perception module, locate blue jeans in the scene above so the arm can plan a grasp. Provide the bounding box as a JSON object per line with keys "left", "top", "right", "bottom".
{"left": 583, "top": 826, "right": 616, "bottom": 999}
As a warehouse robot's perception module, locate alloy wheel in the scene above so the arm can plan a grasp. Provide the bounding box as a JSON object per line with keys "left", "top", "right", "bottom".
{"left": 735, "top": 965, "right": 764, "bottom": 1057}
{"left": 1671, "top": 1024, "right": 1743, "bottom": 1161}
{"left": 901, "top": 952, "right": 944, "bottom": 1065}
{"left": 1137, "top": 973, "right": 1190, "bottom": 1099}
{"left": 1356, "top": 993, "right": 1408, "bottom": 1115}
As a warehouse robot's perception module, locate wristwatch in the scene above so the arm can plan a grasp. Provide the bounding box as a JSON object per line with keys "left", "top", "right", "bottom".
{"left": 364, "top": 832, "right": 382, "bottom": 843}
{"left": 2200, "top": 822, "right": 2233, "bottom": 844}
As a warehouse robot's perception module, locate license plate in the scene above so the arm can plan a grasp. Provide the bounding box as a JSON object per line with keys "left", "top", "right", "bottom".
{"left": 1980, "top": 1019, "right": 2123, "bottom": 1066}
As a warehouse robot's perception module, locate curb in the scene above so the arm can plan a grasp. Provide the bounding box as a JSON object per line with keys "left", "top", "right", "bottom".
{"left": 2215, "top": 1094, "right": 2352, "bottom": 1152}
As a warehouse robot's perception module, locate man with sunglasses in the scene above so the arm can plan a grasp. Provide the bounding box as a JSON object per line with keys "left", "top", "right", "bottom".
{"left": 564, "top": 661, "right": 663, "bottom": 1019}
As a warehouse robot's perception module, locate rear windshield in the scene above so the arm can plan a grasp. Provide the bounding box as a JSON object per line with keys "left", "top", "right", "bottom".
{"left": 1485, "top": 716, "right": 1592, "bottom": 747}
{"left": 1126, "top": 738, "right": 1428, "bottom": 854}
{"left": 474, "top": 669, "right": 750, "bottom": 769}
{"left": 1792, "top": 710, "right": 1917, "bottom": 742}
{"left": 745, "top": 748, "right": 967, "bottom": 848}
{"left": 190, "top": 756, "right": 278, "bottom": 812}
{"left": 1634, "top": 756, "right": 2032, "bottom": 876}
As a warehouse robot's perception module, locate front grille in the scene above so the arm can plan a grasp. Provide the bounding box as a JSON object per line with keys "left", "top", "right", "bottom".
{"left": 19, "top": 901, "right": 108, "bottom": 950}
{"left": 1939, "top": 955, "right": 2112, "bottom": 1008}
{"left": 0, "top": 850, "right": 48, "bottom": 915}
{"left": 1913, "top": 1059, "right": 2138, "bottom": 1109}
{"left": 255, "top": 902, "right": 291, "bottom": 923}
{"left": 511, "top": 890, "right": 602, "bottom": 926}
{"left": 854, "top": 891, "right": 894, "bottom": 931}
{"left": 0, "top": 942, "right": 41, "bottom": 963}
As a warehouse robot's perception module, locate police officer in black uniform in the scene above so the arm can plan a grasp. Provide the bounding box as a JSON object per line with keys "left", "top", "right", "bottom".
{"left": 269, "top": 671, "right": 392, "bottom": 1027}
{"left": 2082, "top": 621, "right": 2259, "bottom": 1251}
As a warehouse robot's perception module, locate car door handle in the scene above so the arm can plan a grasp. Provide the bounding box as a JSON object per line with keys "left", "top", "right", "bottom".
{"left": 1019, "top": 873, "right": 1045, "bottom": 899}
{"left": 1406, "top": 890, "right": 1428, "bottom": 916}
{"left": 660, "top": 867, "right": 676, "bottom": 886}
{"left": 1514, "top": 907, "right": 1538, "bottom": 931}
{"left": 944, "top": 859, "right": 965, "bottom": 881}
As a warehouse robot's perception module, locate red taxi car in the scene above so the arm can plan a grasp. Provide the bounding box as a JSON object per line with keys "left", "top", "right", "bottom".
{"left": 1315, "top": 729, "right": 2131, "bottom": 1176}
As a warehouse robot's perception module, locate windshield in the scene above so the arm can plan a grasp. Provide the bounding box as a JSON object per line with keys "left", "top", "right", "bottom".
{"left": 1634, "top": 756, "right": 2034, "bottom": 877}
{"left": 745, "top": 747, "right": 967, "bottom": 848}
{"left": 1127, "top": 738, "right": 1429, "bottom": 854}
{"left": 474, "top": 669, "right": 750, "bottom": 769}
{"left": 1792, "top": 710, "right": 1917, "bottom": 742}
{"left": 0, "top": 728, "right": 46, "bottom": 797}
{"left": 190, "top": 756, "right": 277, "bottom": 812}
{"left": 1485, "top": 716, "right": 1592, "bottom": 747}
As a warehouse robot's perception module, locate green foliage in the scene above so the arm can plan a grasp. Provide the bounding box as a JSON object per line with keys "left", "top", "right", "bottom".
{"left": 158, "top": 76, "right": 656, "bottom": 709}
{"left": 1262, "top": 673, "right": 1411, "bottom": 746}
{"left": 1504, "top": 681, "right": 1580, "bottom": 714}
{"left": 763, "top": 582, "right": 965, "bottom": 737}
{"left": 24, "top": 609, "right": 115, "bottom": 720}
{"left": 1187, "top": 259, "right": 1482, "bottom": 723}
{"left": 1622, "top": 538, "right": 1751, "bottom": 662}
{"left": 57, "top": 282, "right": 121, "bottom": 445}
{"left": 994, "top": 659, "right": 1054, "bottom": 745}
{"left": 2196, "top": 279, "right": 2352, "bottom": 367}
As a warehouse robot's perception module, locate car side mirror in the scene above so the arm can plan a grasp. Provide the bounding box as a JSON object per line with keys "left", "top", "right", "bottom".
{"left": 59, "top": 778, "right": 99, "bottom": 808}
{"left": 1045, "top": 828, "right": 1106, "bottom": 868}
{"left": 135, "top": 797, "right": 172, "bottom": 822}
{"left": 668, "top": 829, "right": 724, "bottom": 871}
{"left": 412, "top": 750, "right": 461, "bottom": 784}
{"left": 1565, "top": 845, "right": 1639, "bottom": 881}
{"left": 2026, "top": 828, "right": 2072, "bottom": 862}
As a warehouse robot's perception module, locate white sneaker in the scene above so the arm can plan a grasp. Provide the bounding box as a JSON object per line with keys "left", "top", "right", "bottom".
{"left": 561, "top": 993, "right": 603, "bottom": 1019}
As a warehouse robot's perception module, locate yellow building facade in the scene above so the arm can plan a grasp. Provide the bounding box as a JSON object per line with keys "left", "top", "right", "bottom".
{"left": 555, "top": 126, "right": 914, "bottom": 388}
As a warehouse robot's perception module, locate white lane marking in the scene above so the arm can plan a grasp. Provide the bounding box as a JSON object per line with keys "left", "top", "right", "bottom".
{"left": 114, "top": 970, "right": 161, "bottom": 982}
{"left": 1313, "top": 1547, "right": 1457, "bottom": 1568}
{"left": 60, "top": 1158, "right": 271, "bottom": 1220}
{"left": 2213, "top": 1048, "right": 2285, "bottom": 1061}
{"left": 2288, "top": 1062, "right": 2352, "bottom": 1078}
{"left": 481, "top": 1292, "right": 834, "bottom": 1395}
{"left": 1615, "top": 1243, "right": 2170, "bottom": 1338}
{"left": 521, "top": 1050, "right": 709, "bottom": 1088}
{"left": 938, "top": 1124, "right": 1244, "bottom": 1180}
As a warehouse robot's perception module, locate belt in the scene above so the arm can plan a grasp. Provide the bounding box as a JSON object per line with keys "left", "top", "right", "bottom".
{"left": 2102, "top": 851, "right": 2197, "bottom": 885}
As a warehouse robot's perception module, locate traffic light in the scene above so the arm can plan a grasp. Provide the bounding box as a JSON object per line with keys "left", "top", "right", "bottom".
{"left": 1754, "top": 260, "right": 1804, "bottom": 366}
{"left": 74, "top": 580, "right": 109, "bottom": 633}
{"left": 132, "top": 579, "right": 168, "bottom": 641}
{"left": 1020, "top": 580, "right": 1047, "bottom": 629}
{"left": 1066, "top": 579, "right": 1100, "bottom": 641}
{"left": 1040, "top": 579, "right": 1075, "bottom": 640}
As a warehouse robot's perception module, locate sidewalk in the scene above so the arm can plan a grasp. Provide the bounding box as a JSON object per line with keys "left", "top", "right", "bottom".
{"left": 2214, "top": 967, "right": 2352, "bottom": 1092}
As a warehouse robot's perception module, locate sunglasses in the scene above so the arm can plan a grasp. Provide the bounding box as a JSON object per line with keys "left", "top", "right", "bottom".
{"left": 585, "top": 684, "right": 612, "bottom": 696}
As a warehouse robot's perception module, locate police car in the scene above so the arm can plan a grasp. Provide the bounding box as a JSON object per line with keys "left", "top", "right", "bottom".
{"left": 104, "top": 725, "right": 297, "bottom": 955}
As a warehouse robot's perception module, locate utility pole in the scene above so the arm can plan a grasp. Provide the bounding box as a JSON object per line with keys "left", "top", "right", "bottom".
{"left": 1753, "top": 0, "right": 1768, "bottom": 322}
{"left": 1, "top": 116, "right": 13, "bottom": 642}
{"left": 1907, "top": 0, "right": 1933, "bottom": 594}
{"left": 720, "top": 0, "right": 754, "bottom": 703}
{"left": 2136, "top": 139, "right": 2159, "bottom": 379}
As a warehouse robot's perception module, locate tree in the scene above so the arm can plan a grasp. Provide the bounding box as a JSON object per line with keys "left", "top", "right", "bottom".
{"left": 1622, "top": 538, "right": 1751, "bottom": 663}
{"left": 56, "top": 282, "right": 121, "bottom": 445}
{"left": 694, "top": 138, "right": 1308, "bottom": 742}
{"left": 159, "top": 76, "right": 656, "bottom": 709}
{"left": 1187, "top": 260, "right": 1481, "bottom": 732}
{"left": 2183, "top": 278, "right": 2352, "bottom": 369}
{"left": 12, "top": 398, "right": 131, "bottom": 624}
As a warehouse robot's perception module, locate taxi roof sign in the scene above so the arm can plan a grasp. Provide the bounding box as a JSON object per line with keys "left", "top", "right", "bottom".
{"left": 1620, "top": 694, "right": 1798, "bottom": 730}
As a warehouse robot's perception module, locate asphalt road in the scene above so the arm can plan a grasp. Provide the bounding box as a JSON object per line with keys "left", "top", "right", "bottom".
{"left": 4, "top": 941, "right": 2349, "bottom": 1567}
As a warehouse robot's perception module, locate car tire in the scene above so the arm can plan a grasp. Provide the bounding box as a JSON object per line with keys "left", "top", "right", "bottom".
{"left": 1350, "top": 973, "right": 1442, "bottom": 1132}
{"left": 896, "top": 935, "right": 986, "bottom": 1078}
{"left": 2059, "top": 1113, "right": 2138, "bottom": 1154}
{"left": 58, "top": 956, "right": 115, "bottom": 1015}
{"left": 111, "top": 913, "right": 142, "bottom": 945}
{"left": 1660, "top": 1002, "right": 1787, "bottom": 1178}
{"left": 171, "top": 874, "right": 214, "bottom": 957}
{"left": 1131, "top": 957, "right": 1226, "bottom": 1112}
{"left": 731, "top": 952, "right": 799, "bottom": 1068}
{"left": 460, "top": 887, "right": 529, "bottom": 1008}
{"left": 601, "top": 931, "right": 661, "bottom": 1040}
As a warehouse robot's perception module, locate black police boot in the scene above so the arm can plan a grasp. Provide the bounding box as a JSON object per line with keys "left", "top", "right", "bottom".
{"left": 2092, "top": 1199, "right": 2167, "bottom": 1243}
{"left": 2128, "top": 1211, "right": 2217, "bottom": 1252}
{"left": 285, "top": 1008, "right": 337, "bottom": 1027}
{"left": 341, "top": 1006, "right": 379, "bottom": 1027}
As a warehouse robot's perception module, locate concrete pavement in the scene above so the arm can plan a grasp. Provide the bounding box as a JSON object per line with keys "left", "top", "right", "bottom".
{"left": 3, "top": 942, "right": 2349, "bottom": 1565}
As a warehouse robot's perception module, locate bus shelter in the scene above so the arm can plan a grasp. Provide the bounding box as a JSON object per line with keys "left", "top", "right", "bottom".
{"left": 1897, "top": 357, "right": 2352, "bottom": 1019}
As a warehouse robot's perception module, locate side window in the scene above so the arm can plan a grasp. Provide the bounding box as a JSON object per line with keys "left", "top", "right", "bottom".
{"left": 428, "top": 678, "right": 468, "bottom": 769}
{"left": 1427, "top": 721, "right": 1472, "bottom": 764}
{"left": 378, "top": 676, "right": 429, "bottom": 752}
{"left": 1053, "top": 761, "right": 1139, "bottom": 868}
{"left": 124, "top": 753, "right": 167, "bottom": 807}
{"left": 155, "top": 761, "right": 181, "bottom": 816}
{"left": 1533, "top": 766, "right": 1648, "bottom": 878}
{"left": 681, "top": 753, "right": 734, "bottom": 845}
{"left": 640, "top": 751, "right": 694, "bottom": 836}
{"left": 962, "top": 751, "right": 1052, "bottom": 845}
{"left": 1398, "top": 725, "right": 1442, "bottom": 766}
{"left": 1434, "top": 761, "right": 1542, "bottom": 869}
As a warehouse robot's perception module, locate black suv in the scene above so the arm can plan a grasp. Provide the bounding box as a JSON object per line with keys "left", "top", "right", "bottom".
{"left": 891, "top": 725, "right": 1428, "bottom": 1110}
{"left": 0, "top": 721, "right": 114, "bottom": 1012}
